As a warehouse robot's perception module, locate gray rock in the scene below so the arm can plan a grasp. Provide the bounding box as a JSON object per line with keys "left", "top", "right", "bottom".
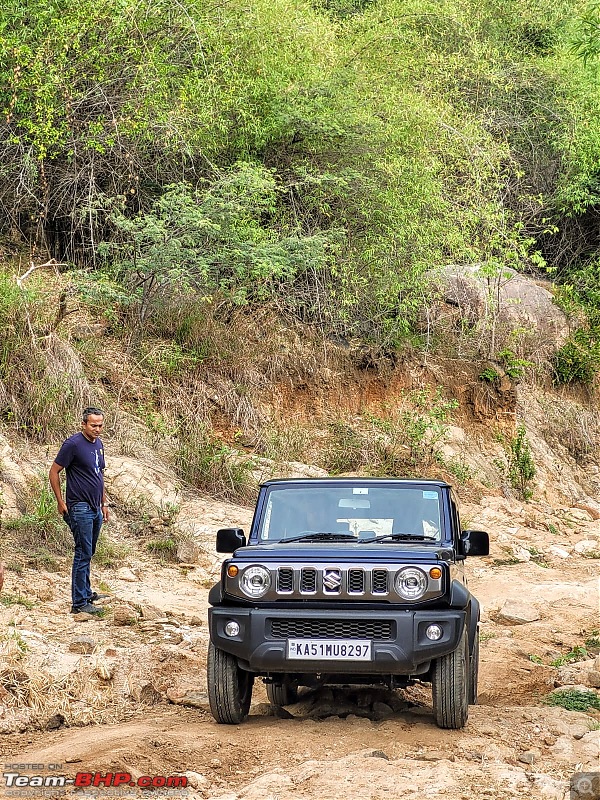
{"left": 574, "top": 540, "right": 599, "bottom": 555}
{"left": 140, "top": 604, "right": 164, "bottom": 620}
{"left": 116, "top": 567, "right": 138, "bottom": 582}
{"left": 72, "top": 610, "right": 100, "bottom": 622}
{"left": 431, "top": 264, "right": 570, "bottom": 357}
{"left": 518, "top": 750, "right": 537, "bottom": 764}
{"left": 497, "top": 600, "right": 540, "bottom": 625}
{"left": 415, "top": 750, "right": 451, "bottom": 762}
{"left": 364, "top": 749, "right": 390, "bottom": 760}
{"left": 130, "top": 682, "right": 162, "bottom": 704}
{"left": 548, "top": 545, "right": 570, "bottom": 559}
{"left": 372, "top": 701, "right": 394, "bottom": 720}
{"left": 165, "top": 688, "right": 208, "bottom": 708}
{"left": 45, "top": 713, "right": 65, "bottom": 730}
{"left": 572, "top": 500, "right": 600, "bottom": 520}
{"left": 106, "top": 456, "right": 180, "bottom": 509}
{"left": 68, "top": 636, "right": 96, "bottom": 654}
{"left": 176, "top": 540, "right": 203, "bottom": 564}
{"left": 111, "top": 604, "right": 139, "bottom": 626}
{"left": 580, "top": 669, "right": 600, "bottom": 689}
{"left": 183, "top": 772, "right": 209, "bottom": 790}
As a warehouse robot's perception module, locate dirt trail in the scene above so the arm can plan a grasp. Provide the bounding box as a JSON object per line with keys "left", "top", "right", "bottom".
{"left": 1, "top": 495, "right": 599, "bottom": 800}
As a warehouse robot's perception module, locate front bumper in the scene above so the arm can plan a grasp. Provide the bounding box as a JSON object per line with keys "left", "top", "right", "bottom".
{"left": 209, "top": 606, "right": 466, "bottom": 675}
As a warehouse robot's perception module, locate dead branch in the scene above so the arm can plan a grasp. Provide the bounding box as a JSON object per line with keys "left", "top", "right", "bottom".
{"left": 15, "top": 258, "right": 66, "bottom": 288}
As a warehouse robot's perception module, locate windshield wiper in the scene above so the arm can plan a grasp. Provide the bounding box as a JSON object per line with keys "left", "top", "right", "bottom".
{"left": 277, "top": 532, "right": 358, "bottom": 544}
{"left": 358, "top": 534, "right": 436, "bottom": 544}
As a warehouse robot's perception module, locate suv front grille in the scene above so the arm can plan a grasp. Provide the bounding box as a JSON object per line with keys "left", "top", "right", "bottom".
{"left": 271, "top": 619, "right": 393, "bottom": 640}
{"left": 277, "top": 568, "right": 294, "bottom": 593}
{"left": 348, "top": 569, "right": 365, "bottom": 593}
{"left": 372, "top": 569, "right": 389, "bottom": 594}
{"left": 274, "top": 566, "right": 396, "bottom": 599}
{"left": 300, "top": 568, "right": 317, "bottom": 593}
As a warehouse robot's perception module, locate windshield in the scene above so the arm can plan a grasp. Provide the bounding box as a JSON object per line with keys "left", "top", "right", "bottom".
{"left": 257, "top": 485, "right": 443, "bottom": 543}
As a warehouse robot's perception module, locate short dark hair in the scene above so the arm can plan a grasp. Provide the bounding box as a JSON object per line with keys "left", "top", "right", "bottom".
{"left": 82, "top": 406, "right": 105, "bottom": 422}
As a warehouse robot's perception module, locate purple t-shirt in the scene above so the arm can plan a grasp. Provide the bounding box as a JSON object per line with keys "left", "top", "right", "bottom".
{"left": 54, "top": 433, "right": 105, "bottom": 509}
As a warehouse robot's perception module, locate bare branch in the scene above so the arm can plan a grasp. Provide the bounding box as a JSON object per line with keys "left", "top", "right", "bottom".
{"left": 15, "top": 258, "right": 66, "bottom": 288}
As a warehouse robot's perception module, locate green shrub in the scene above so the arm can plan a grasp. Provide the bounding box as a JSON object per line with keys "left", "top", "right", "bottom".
{"left": 480, "top": 367, "right": 501, "bottom": 382}
{"left": 553, "top": 329, "right": 600, "bottom": 384}
{"left": 544, "top": 689, "right": 600, "bottom": 712}
{"left": 94, "top": 535, "right": 130, "bottom": 568}
{"left": 498, "top": 424, "right": 536, "bottom": 501}
{"left": 496, "top": 349, "right": 533, "bottom": 381}
{"left": 0, "top": 268, "right": 94, "bottom": 440}
{"left": 0, "top": 593, "right": 35, "bottom": 609}
{"left": 4, "top": 0, "right": 588, "bottom": 354}
{"left": 256, "top": 423, "right": 312, "bottom": 464}
{"left": 101, "top": 174, "right": 336, "bottom": 333}
{"left": 323, "top": 422, "right": 370, "bottom": 475}
{"left": 146, "top": 537, "right": 178, "bottom": 560}
{"left": 322, "top": 389, "right": 459, "bottom": 475}
{"left": 401, "top": 389, "right": 459, "bottom": 466}
{"left": 4, "top": 479, "right": 71, "bottom": 554}
{"left": 174, "top": 426, "right": 256, "bottom": 502}
{"left": 550, "top": 645, "right": 589, "bottom": 667}
{"left": 441, "top": 458, "right": 475, "bottom": 484}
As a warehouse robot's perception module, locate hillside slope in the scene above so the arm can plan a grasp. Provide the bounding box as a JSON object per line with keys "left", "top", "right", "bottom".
{"left": 0, "top": 300, "right": 599, "bottom": 799}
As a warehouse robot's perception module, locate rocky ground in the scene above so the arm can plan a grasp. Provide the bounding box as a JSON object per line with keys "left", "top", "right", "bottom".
{"left": 1, "top": 472, "right": 599, "bottom": 800}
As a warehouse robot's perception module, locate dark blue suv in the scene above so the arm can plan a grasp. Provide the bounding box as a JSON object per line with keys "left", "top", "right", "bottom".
{"left": 207, "top": 478, "right": 489, "bottom": 729}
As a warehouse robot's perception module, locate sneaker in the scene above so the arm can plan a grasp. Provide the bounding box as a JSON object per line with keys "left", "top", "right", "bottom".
{"left": 70, "top": 603, "right": 102, "bottom": 615}
{"left": 90, "top": 592, "right": 109, "bottom": 602}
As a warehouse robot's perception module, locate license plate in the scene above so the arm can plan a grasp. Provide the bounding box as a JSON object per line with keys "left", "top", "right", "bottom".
{"left": 287, "top": 639, "right": 372, "bottom": 661}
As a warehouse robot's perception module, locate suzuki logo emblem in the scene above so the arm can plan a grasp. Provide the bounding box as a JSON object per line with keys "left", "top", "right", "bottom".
{"left": 323, "top": 569, "right": 341, "bottom": 591}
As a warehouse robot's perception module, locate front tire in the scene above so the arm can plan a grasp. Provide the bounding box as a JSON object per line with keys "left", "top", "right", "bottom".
{"left": 469, "top": 628, "right": 479, "bottom": 705}
{"left": 432, "top": 627, "right": 469, "bottom": 729}
{"left": 207, "top": 642, "right": 254, "bottom": 724}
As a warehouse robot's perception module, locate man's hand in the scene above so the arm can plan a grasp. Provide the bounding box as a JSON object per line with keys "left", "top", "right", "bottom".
{"left": 102, "top": 506, "right": 110, "bottom": 523}
{"left": 49, "top": 462, "right": 67, "bottom": 518}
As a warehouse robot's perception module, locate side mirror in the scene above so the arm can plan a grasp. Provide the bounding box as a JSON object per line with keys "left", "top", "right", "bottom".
{"left": 459, "top": 529, "right": 490, "bottom": 557}
{"left": 216, "top": 528, "right": 247, "bottom": 553}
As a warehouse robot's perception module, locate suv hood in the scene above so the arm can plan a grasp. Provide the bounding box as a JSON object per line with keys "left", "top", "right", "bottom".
{"left": 232, "top": 542, "right": 454, "bottom": 562}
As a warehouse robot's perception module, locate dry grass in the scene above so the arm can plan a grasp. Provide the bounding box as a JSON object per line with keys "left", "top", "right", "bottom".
{"left": 538, "top": 394, "right": 600, "bottom": 463}
{"left": 0, "top": 661, "right": 131, "bottom": 728}
{"left": 2, "top": 476, "right": 72, "bottom": 557}
{"left": 0, "top": 268, "right": 99, "bottom": 441}
{"left": 254, "top": 419, "right": 313, "bottom": 464}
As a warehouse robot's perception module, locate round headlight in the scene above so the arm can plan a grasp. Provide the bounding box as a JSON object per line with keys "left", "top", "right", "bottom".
{"left": 395, "top": 567, "right": 427, "bottom": 600}
{"left": 240, "top": 565, "right": 271, "bottom": 598}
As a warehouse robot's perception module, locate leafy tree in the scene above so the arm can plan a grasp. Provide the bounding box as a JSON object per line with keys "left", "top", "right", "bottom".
{"left": 99, "top": 166, "right": 335, "bottom": 328}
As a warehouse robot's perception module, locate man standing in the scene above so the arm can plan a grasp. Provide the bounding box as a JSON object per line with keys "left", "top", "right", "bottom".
{"left": 49, "top": 407, "right": 109, "bottom": 615}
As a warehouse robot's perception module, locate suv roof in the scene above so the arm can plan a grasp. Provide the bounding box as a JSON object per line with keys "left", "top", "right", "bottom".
{"left": 261, "top": 478, "right": 452, "bottom": 488}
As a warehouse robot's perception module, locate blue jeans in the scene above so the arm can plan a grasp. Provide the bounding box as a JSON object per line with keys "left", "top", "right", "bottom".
{"left": 64, "top": 502, "right": 103, "bottom": 607}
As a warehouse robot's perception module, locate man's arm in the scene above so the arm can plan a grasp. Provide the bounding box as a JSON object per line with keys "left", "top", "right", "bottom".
{"left": 49, "top": 462, "right": 68, "bottom": 516}
{"left": 101, "top": 490, "right": 110, "bottom": 522}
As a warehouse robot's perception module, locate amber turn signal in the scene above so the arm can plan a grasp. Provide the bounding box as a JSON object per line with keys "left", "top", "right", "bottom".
{"left": 227, "top": 565, "right": 239, "bottom": 577}
{"left": 429, "top": 567, "right": 442, "bottom": 580}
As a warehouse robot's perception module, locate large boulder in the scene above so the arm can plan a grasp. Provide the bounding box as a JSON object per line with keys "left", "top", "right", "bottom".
{"left": 105, "top": 456, "right": 180, "bottom": 509}
{"left": 429, "top": 265, "right": 571, "bottom": 358}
